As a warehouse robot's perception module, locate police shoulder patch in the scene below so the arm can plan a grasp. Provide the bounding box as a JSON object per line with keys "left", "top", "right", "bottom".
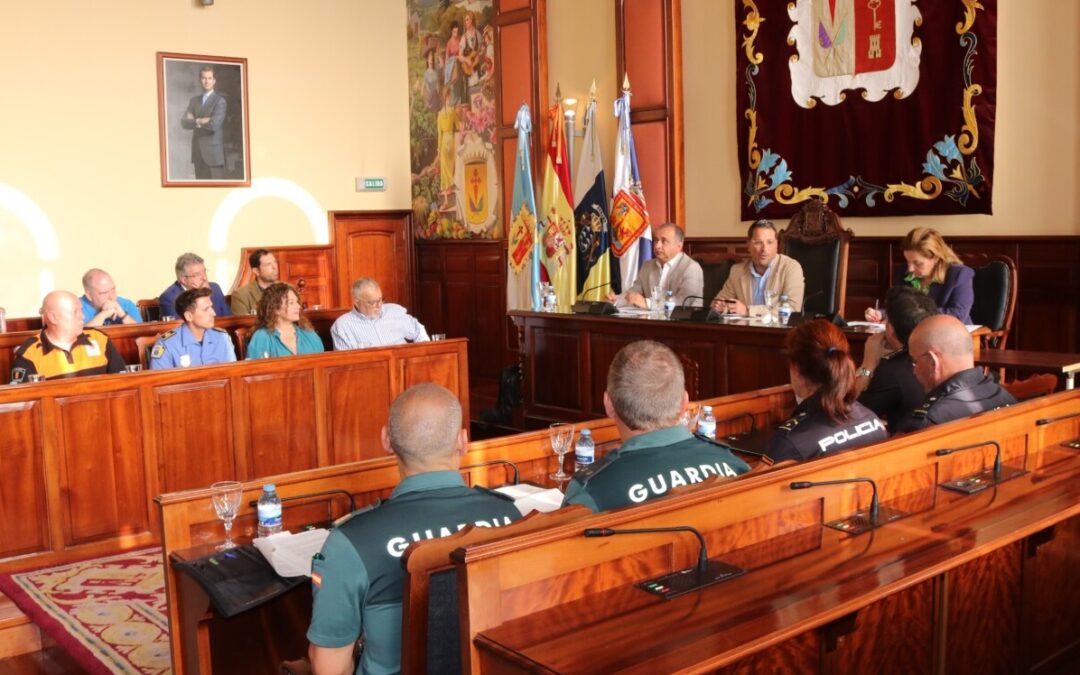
{"left": 151, "top": 344, "right": 166, "bottom": 359}
{"left": 777, "top": 411, "right": 808, "bottom": 433}
{"left": 159, "top": 329, "right": 177, "bottom": 340}
{"left": 911, "top": 396, "right": 937, "bottom": 419}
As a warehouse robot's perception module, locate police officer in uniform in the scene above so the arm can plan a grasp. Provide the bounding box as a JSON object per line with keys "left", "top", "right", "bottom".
{"left": 563, "top": 340, "right": 750, "bottom": 513}
{"left": 307, "top": 384, "right": 520, "bottom": 675}
{"left": 766, "top": 320, "right": 887, "bottom": 463}
{"left": 149, "top": 287, "right": 236, "bottom": 370}
{"left": 894, "top": 314, "right": 1015, "bottom": 434}
{"left": 855, "top": 287, "right": 939, "bottom": 431}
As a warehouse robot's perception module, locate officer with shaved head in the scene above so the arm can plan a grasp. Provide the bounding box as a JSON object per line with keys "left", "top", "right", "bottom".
{"left": 10, "top": 290, "right": 125, "bottom": 383}
{"left": 894, "top": 315, "right": 1015, "bottom": 433}
{"left": 307, "top": 384, "right": 520, "bottom": 675}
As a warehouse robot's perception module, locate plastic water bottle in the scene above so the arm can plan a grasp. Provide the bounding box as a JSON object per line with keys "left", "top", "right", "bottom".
{"left": 257, "top": 484, "right": 283, "bottom": 537}
{"left": 574, "top": 429, "right": 595, "bottom": 472}
{"left": 778, "top": 295, "right": 792, "bottom": 325}
{"left": 698, "top": 405, "right": 717, "bottom": 439}
{"left": 663, "top": 290, "right": 676, "bottom": 319}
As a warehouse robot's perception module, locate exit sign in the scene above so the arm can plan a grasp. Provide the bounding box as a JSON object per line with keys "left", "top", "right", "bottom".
{"left": 358, "top": 177, "right": 386, "bottom": 191}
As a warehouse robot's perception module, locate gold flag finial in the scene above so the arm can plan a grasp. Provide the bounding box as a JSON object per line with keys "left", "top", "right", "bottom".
{"left": 589, "top": 79, "right": 597, "bottom": 101}
{"left": 555, "top": 83, "right": 562, "bottom": 103}
{"left": 622, "top": 73, "right": 631, "bottom": 92}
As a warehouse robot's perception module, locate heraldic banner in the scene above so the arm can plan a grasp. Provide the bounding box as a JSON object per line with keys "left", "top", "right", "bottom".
{"left": 737, "top": 0, "right": 997, "bottom": 219}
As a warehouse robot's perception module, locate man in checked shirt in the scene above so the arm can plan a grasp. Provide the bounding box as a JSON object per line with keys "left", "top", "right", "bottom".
{"left": 331, "top": 277, "right": 430, "bottom": 351}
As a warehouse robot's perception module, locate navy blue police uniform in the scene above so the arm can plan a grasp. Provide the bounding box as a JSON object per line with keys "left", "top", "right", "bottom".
{"left": 766, "top": 393, "right": 888, "bottom": 463}
{"left": 857, "top": 347, "right": 926, "bottom": 432}
{"left": 893, "top": 366, "right": 1016, "bottom": 434}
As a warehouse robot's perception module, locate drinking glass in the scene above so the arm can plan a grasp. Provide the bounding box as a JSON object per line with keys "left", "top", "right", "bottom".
{"left": 650, "top": 285, "right": 663, "bottom": 310}
{"left": 210, "top": 481, "right": 244, "bottom": 550}
{"left": 548, "top": 422, "right": 575, "bottom": 482}
{"left": 763, "top": 289, "right": 779, "bottom": 324}
{"left": 679, "top": 403, "right": 701, "bottom": 432}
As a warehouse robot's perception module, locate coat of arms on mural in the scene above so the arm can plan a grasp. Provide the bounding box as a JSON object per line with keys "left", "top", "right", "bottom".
{"left": 407, "top": 0, "right": 499, "bottom": 240}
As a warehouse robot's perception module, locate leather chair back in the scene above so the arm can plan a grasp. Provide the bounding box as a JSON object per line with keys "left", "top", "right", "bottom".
{"left": 961, "top": 253, "right": 1017, "bottom": 349}
{"left": 778, "top": 199, "right": 852, "bottom": 317}
{"left": 701, "top": 259, "right": 735, "bottom": 303}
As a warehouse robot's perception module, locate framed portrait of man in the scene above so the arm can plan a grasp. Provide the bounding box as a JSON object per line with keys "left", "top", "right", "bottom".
{"left": 157, "top": 52, "right": 250, "bottom": 187}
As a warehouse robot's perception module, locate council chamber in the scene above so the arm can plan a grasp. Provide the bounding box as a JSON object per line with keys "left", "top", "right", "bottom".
{"left": 0, "top": 1, "right": 1078, "bottom": 674}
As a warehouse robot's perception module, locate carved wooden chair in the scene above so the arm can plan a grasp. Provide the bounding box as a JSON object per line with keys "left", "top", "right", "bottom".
{"left": 778, "top": 198, "right": 853, "bottom": 317}
{"left": 134, "top": 335, "right": 158, "bottom": 370}
{"left": 137, "top": 298, "right": 161, "bottom": 322}
{"left": 959, "top": 252, "right": 1017, "bottom": 350}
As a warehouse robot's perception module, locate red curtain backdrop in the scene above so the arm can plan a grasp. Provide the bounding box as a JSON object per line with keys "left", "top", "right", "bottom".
{"left": 737, "top": 0, "right": 997, "bottom": 220}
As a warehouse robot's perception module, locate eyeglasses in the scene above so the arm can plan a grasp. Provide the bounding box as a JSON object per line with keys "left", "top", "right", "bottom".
{"left": 359, "top": 298, "right": 384, "bottom": 307}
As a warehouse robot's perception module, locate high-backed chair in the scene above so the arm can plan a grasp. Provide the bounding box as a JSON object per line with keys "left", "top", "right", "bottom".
{"left": 959, "top": 252, "right": 1017, "bottom": 350}
{"left": 134, "top": 335, "right": 158, "bottom": 370}
{"left": 232, "top": 326, "right": 251, "bottom": 360}
{"left": 137, "top": 298, "right": 161, "bottom": 322}
{"left": 778, "top": 198, "right": 853, "bottom": 316}
{"left": 700, "top": 258, "right": 737, "bottom": 304}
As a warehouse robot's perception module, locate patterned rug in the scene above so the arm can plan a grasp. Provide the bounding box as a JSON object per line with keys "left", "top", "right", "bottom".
{"left": 0, "top": 548, "right": 170, "bottom": 674}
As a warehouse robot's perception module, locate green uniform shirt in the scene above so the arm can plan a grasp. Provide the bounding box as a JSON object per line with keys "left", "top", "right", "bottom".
{"left": 307, "top": 471, "right": 520, "bottom": 675}
{"left": 562, "top": 426, "right": 752, "bottom": 512}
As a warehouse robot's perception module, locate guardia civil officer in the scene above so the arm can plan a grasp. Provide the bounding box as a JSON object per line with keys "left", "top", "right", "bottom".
{"left": 149, "top": 287, "right": 236, "bottom": 370}
{"left": 562, "top": 340, "right": 751, "bottom": 513}
{"left": 855, "top": 287, "right": 939, "bottom": 431}
{"left": 893, "top": 314, "right": 1015, "bottom": 434}
{"left": 307, "top": 384, "right": 521, "bottom": 675}
{"left": 766, "top": 320, "right": 888, "bottom": 463}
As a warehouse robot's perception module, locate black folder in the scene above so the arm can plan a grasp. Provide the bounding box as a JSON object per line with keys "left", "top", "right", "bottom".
{"left": 173, "top": 544, "right": 306, "bottom": 618}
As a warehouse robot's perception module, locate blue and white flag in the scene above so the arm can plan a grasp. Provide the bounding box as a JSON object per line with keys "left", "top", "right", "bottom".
{"left": 574, "top": 82, "right": 619, "bottom": 298}
{"left": 610, "top": 79, "right": 652, "bottom": 294}
{"left": 507, "top": 104, "right": 542, "bottom": 311}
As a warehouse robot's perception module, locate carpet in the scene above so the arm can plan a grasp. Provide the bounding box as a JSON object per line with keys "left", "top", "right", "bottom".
{"left": 0, "top": 548, "right": 170, "bottom": 674}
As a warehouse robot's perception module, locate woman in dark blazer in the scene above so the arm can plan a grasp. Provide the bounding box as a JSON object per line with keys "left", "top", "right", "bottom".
{"left": 866, "top": 227, "right": 974, "bottom": 324}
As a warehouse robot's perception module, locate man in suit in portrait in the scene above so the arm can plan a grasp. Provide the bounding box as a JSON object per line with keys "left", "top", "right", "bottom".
{"left": 181, "top": 64, "right": 227, "bottom": 179}
{"left": 610, "top": 223, "right": 704, "bottom": 308}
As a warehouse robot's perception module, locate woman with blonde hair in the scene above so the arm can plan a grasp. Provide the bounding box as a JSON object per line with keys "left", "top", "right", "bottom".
{"left": 246, "top": 282, "right": 325, "bottom": 358}
{"left": 866, "top": 227, "right": 974, "bottom": 324}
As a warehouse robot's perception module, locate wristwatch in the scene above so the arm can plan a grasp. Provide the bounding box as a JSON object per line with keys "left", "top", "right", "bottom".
{"left": 856, "top": 367, "right": 873, "bottom": 379}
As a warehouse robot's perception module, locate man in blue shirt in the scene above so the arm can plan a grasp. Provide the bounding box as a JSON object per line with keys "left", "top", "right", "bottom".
{"left": 149, "top": 287, "right": 236, "bottom": 369}
{"left": 80, "top": 268, "right": 142, "bottom": 327}
{"left": 159, "top": 252, "right": 231, "bottom": 319}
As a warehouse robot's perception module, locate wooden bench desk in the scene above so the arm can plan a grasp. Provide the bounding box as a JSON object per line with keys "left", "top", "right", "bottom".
{"left": 976, "top": 349, "right": 1080, "bottom": 390}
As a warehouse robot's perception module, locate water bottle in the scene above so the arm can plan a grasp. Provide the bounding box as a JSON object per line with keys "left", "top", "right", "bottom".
{"left": 574, "top": 428, "right": 595, "bottom": 471}
{"left": 663, "top": 290, "right": 676, "bottom": 319}
{"left": 778, "top": 295, "right": 792, "bottom": 325}
{"left": 546, "top": 286, "right": 558, "bottom": 312}
{"left": 256, "top": 483, "right": 283, "bottom": 537}
{"left": 698, "top": 405, "right": 717, "bottom": 439}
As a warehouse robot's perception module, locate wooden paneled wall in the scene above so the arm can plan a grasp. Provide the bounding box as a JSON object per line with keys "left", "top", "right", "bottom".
{"left": 616, "top": 0, "right": 684, "bottom": 226}
{"left": 0, "top": 340, "right": 468, "bottom": 573}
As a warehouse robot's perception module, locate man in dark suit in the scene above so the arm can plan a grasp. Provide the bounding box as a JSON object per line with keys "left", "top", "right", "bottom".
{"left": 181, "top": 65, "right": 227, "bottom": 179}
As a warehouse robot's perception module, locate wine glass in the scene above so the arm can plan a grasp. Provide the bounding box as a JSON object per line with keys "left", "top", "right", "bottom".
{"left": 763, "top": 289, "right": 779, "bottom": 324}
{"left": 548, "top": 422, "right": 575, "bottom": 482}
{"left": 680, "top": 403, "right": 701, "bottom": 432}
{"left": 210, "top": 481, "right": 243, "bottom": 550}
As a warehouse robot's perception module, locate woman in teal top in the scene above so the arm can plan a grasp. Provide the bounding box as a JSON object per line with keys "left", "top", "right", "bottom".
{"left": 246, "top": 282, "right": 326, "bottom": 359}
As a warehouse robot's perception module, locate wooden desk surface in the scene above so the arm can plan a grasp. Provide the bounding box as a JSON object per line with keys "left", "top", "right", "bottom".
{"left": 475, "top": 451, "right": 1080, "bottom": 674}
{"left": 975, "top": 349, "right": 1080, "bottom": 374}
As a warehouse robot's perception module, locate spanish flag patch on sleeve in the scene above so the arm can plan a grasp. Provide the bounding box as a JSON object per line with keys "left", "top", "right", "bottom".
{"left": 311, "top": 571, "right": 323, "bottom": 587}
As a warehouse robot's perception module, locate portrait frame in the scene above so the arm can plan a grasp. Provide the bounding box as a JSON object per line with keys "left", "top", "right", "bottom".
{"left": 157, "top": 52, "right": 251, "bottom": 187}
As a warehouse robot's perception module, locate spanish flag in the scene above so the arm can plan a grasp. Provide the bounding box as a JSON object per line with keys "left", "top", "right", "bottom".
{"left": 538, "top": 100, "right": 577, "bottom": 312}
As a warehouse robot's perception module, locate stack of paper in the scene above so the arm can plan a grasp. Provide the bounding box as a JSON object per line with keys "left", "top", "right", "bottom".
{"left": 496, "top": 483, "right": 566, "bottom": 515}
{"left": 253, "top": 528, "right": 330, "bottom": 578}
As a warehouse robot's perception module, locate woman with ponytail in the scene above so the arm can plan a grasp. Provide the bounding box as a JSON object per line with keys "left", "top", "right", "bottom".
{"left": 766, "top": 320, "right": 888, "bottom": 463}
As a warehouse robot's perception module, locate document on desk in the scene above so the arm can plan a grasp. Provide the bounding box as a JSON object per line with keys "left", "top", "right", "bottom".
{"left": 496, "top": 484, "right": 565, "bottom": 515}
{"left": 253, "top": 528, "right": 330, "bottom": 578}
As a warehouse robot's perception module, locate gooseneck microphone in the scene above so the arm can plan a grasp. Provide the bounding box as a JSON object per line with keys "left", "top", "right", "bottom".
{"left": 460, "top": 459, "right": 521, "bottom": 485}
{"left": 1036, "top": 411, "right": 1080, "bottom": 426}
{"left": 579, "top": 281, "right": 613, "bottom": 297}
{"left": 572, "top": 281, "right": 618, "bottom": 315}
{"left": 935, "top": 441, "right": 1002, "bottom": 480}
{"left": 585, "top": 526, "right": 709, "bottom": 575}
{"left": 680, "top": 295, "right": 704, "bottom": 307}
{"left": 790, "top": 477, "right": 880, "bottom": 524}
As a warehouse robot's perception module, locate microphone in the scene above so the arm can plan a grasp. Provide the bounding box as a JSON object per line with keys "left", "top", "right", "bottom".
{"left": 572, "top": 281, "right": 618, "bottom": 315}
{"left": 460, "top": 459, "right": 520, "bottom": 485}
{"left": 680, "top": 295, "right": 704, "bottom": 307}
{"left": 583, "top": 525, "right": 745, "bottom": 598}
{"left": 585, "top": 526, "right": 708, "bottom": 575}
{"left": 790, "top": 477, "right": 880, "bottom": 526}
{"left": 935, "top": 441, "right": 1001, "bottom": 480}
{"left": 1036, "top": 411, "right": 1080, "bottom": 426}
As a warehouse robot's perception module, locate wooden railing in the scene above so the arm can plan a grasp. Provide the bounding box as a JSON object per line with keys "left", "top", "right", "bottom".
{"left": 0, "top": 339, "right": 468, "bottom": 574}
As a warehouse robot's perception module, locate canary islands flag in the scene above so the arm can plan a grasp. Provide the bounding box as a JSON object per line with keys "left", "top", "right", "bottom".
{"left": 574, "top": 85, "right": 618, "bottom": 299}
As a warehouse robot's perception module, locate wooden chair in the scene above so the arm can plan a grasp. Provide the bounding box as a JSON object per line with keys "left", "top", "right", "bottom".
{"left": 134, "top": 335, "right": 158, "bottom": 370}
{"left": 137, "top": 298, "right": 161, "bottom": 322}
{"left": 401, "top": 507, "right": 590, "bottom": 674}
{"left": 778, "top": 198, "right": 853, "bottom": 317}
{"left": 1002, "top": 373, "right": 1057, "bottom": 402}
{"left": 959, "top": 252, "right": 1017, "bottom": 350}
{"left": 232, "top": 326, "right": 251, "bottom": 360}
